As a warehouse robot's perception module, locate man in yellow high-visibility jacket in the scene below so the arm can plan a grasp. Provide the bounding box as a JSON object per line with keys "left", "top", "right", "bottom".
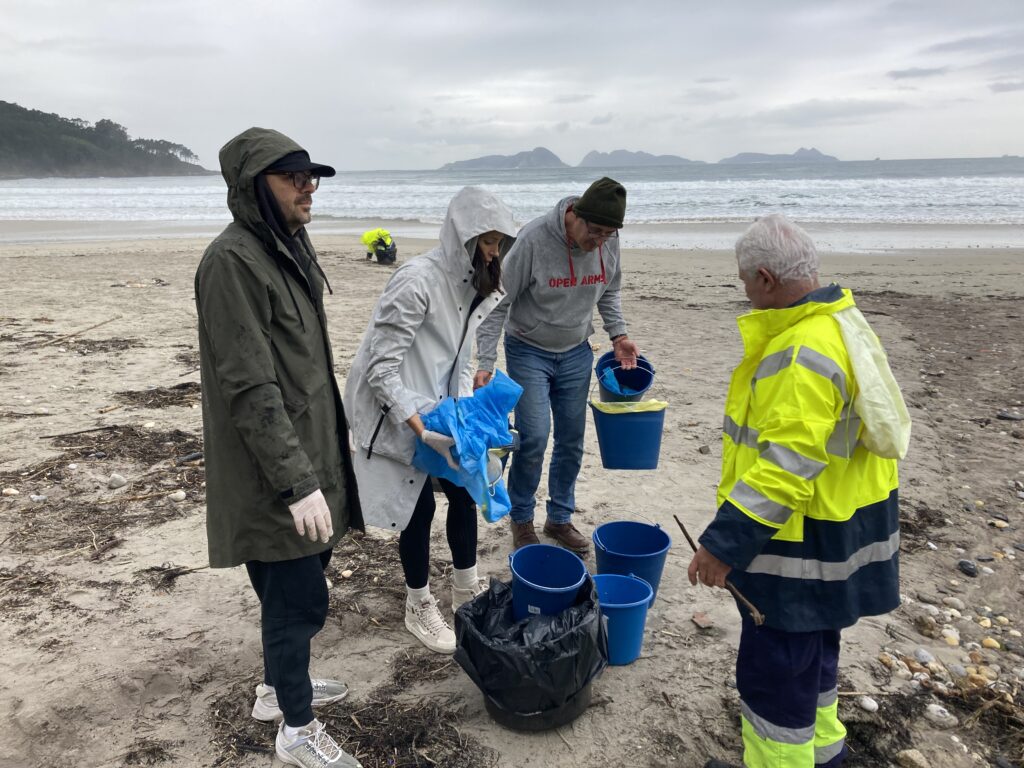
{"left": 689, "top": 214, "right": 901, "bottom": 768}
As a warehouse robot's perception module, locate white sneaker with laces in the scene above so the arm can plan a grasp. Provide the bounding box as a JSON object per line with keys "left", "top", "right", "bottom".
{"left": 405, "top": 595, "right": 456, "bottom": 654}
{"left": 251, "top": 677, "right": 350, "bottom": 722}
{"left": 276, "top": 719, "right": 362, "bottom": 767}
{"left": 451, "top": 579, "right": 488, "bottom": 612}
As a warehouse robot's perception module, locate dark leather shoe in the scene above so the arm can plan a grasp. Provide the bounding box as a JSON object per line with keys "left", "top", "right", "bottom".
{"left": 510, "top": 520, "right": 540, "bottom": 550}
{"left": 543, "top": 521, "right": 590, "bottom": 555}
{"left": 704, "top": 760, "right": 741, "bottom": 768}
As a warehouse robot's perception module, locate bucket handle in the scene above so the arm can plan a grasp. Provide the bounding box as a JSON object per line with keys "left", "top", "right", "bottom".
{"left": 590, "top": 360, "right": 660, "bottom": 402}
{"left": 599, "top": 359, "right": 655, "bottom": 376}
{"left": 628, "top": 572, "right": 656, "bottom": 607}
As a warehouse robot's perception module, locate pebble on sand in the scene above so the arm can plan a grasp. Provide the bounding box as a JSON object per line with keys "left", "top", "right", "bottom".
{"left": 168, "top": 490, "right": 187, "bottom": 502}
{"left": 107, "top": 473, "right": 127, "bottom": 489}
{"left": 341, "top": 569, "right": 353, "bottom": 579}
{"left": 2, "top": 488, "right": 19, "bottom": 496}
{"left": 924, "top": 703, "right": 959, "bottom": 729}
{"left": 957, "top": 560, "right": 978, "bottom": 577}
{"left": 29, "top": 494, "right": 47, "bottom": 502}
{"left": 896, "top": 748, "right": 929, "bottom": 768}
{"left": 858, "top": 695, "right": 879, "bottom": 713}
{"left": 982, "top": 638, "right": 1001, "bottom": 650}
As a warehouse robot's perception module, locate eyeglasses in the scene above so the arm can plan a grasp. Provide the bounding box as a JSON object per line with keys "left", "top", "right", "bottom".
{"left": 583, "top": 221, "right": 619, "bottom": 241}
{"left": 269, "top": 171, "right": 320, "bottom": 191}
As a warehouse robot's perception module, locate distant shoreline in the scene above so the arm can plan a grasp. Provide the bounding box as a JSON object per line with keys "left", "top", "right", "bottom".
{"left": 2, "top": 218, "right": 1023, "bottom": 253}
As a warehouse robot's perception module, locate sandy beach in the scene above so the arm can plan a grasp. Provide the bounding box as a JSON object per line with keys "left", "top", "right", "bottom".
{"left": 1, "top": 225, "right": 1022, "bottom": 768}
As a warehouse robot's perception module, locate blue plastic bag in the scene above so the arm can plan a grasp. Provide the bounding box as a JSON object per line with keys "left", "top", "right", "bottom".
{"left": 412, "top": 370, "right": 523, "bottom": 523}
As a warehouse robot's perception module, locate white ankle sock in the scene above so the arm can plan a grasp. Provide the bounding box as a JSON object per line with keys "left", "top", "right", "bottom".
{"left": 283, "top": 720, "right": 314, "bottom": 740}
{"left": 406, "top": 584, "right": 431, "bottom": 605}
{"left": 453, "top": 564, "right": 479, "bottom": 589}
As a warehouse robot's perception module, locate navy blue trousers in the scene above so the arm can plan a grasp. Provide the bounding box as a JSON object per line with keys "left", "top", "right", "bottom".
{"left": 246, "top": 549, "right": 331, "bottom": 727}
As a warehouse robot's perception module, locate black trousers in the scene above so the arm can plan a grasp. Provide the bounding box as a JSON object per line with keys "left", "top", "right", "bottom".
{"left": 399, "top": 477, "right": 477, "bottom": 590}
{"left": 245, "top": 549, "right": 331, "bottom": 727}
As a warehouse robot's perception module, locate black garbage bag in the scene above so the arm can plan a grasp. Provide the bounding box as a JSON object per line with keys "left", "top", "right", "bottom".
{"left": 453, "top": 576, "right": 608, "bottom": 731}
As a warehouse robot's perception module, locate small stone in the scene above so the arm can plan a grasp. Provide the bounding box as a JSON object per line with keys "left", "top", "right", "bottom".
{"left": 926, "top": 541, "right": 938, "bottom": 550}
{"left": 947, "top": 608, "right": 962, "bottom": 619}
{"left": 924, "top": 702, "right": 959, "bottom": 728}
{"left": 948, "top": 663, "right": 967, "bottom": 678}
{"left": 966, "top": 673, "right": 989, "bottom": 687}
{"left": 915, "top": 648, "right": 936, "bottom": 664}
{"left": 857, "top": 695, "right": 879, "bottom": 713}
{"left": 983, "top": 638, "right": 1001, "bottom": 650}
{"left": 969, "top": 650, "right": 984, "bottom": 664}
{"left": 341, "top": 569, "right": 353, "bottom": 579}
{"left": 1009, "top": 629, "right": 1022, "bottom": 638}
{"left": 979, "top": 617, "right": 993, "bottom": 629}
{"left": 896, "top": 749, "right": 929, "bottom": 768}
{"left": 958, "top": 560, "right": 978, "bottom": 577}
{"left": 943, "top": 597, "right": 966, "bottom": 611}
{"left": 916, "top": 591, "right": 940, "bottom": 605}
{"left": 991, "top": 520, "right": 1010, "bottom": 529}
{"left": 29, "top": 494, "right": 47, "bottom": 502}
{"left": 143, "top": 421, "right": 156, "bottom": 428}
{"left": 920, "top": 604, "right": 940, "bottom": 617}
{"left": 981, "top": 566, "right": 995, "bottom": 575}
{"left": 107, "top": 473, "right": 127, "bottom": 489}
{"left": 167, "top": 490, "right": 187, "bottom": 502}
{"left": 976, "top": 554, "right": 995, "bottom": 562}
{"left": 68, "top": 463, "right": 77, "bottom": 470}
{"left": 698, "top": 444, "right": 711, "bottom": 455}
{"left": 979, "top": 665, "right": 1000, "bottom": 680}
{"left": 941, "top": 628, "right": 961, "bottom": 646}
{"left": 692, "top": 611, "right": 714, "bottom": 629}
{"left": 2, "top": 487, "right": 20, "bottom": 496}
{"left": 878, "top": 652, "right": 897, "bottom": 669}
{"left": 324, "top": 576, "right": 333, "bottom": 590}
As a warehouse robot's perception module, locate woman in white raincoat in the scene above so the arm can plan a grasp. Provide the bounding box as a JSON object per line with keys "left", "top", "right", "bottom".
{"left": 344, "top": 187, "right": 517, "bottom": 654}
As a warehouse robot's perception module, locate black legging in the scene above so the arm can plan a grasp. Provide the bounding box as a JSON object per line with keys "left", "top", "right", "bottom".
{"left": 399, "top": 477, "right": 477, "bottom": 589}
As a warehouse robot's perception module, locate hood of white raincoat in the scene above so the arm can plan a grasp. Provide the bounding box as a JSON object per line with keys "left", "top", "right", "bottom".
{"left": 437, "top": 186, "right": 517, "bottom": 274}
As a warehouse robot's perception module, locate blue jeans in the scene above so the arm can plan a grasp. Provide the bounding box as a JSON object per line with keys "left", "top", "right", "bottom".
{"left": 504, "top": 336, "right": 593, "bottom": 525}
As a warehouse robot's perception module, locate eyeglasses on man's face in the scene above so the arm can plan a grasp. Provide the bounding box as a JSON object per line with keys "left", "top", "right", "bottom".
{"left": 583, "top": 220, "right": 619, "bottom": 241}
{"left": 270, "top": 171, "right": 321, "bottom": 191}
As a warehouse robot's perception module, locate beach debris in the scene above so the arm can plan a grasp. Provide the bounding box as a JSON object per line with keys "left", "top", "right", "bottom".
{"left": 996, "top": 410, "right": 1024, "bottom": 421}
{"left": 957, "top": 560, "right": 978, "bottom": 577}
{"left": 923, "top": 703, "right": 958, "bottom": 729}
{"left": 895, "top": 749, "right": 929, "bottom": 768}
{"left": 107, "top": 473, "right": 127, "bottom": 489}
{"left": 858, "top": 695, "right": 879, "bottom": 713}
{"left": 2, "top": 487, "right": 19, "bottom": 496}
{"left": 698, "top": 444, "right": 711, "bottom": 454}
{"left": 29, "top": 494, "right": 47, "bottom": 503}
{"left": 138, "top": 562, "right": 208, "bottom": 592}
{"left": 691, "top": 611, "right": 714, "bottom": 629}
{"left": 167, "top": 490, "right": 186, "bottom": 503}
{"left": 926, "top": 541, "right": 938, "bottom": 550}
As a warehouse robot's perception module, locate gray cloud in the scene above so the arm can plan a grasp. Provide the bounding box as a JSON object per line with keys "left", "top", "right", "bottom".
{"left": 551, "top": 94, "right": 593, "bottom": 104}
{"left": 590, "top": 113, "right": 615, "bottom": 126}
{"left": 684, "top": 87, "right": 737, "bottom": 104}
{"left": 754, "top": 99, "right": 907, "bottom": 127}
{"left": 695, "top": 77, "right": 730, "bottom": 84}
{"left": 888, "top": 67, "right": 948, "bottom": 79}
{"left": 990, "top": 81, "right": 1024, "bottom": 93}
{"left": 924, "top": 29, "right": 1024, "bottom": 55}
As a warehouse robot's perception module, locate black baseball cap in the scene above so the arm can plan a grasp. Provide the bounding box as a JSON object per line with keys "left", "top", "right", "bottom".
{"left": 264, "top": 150, "right": 336, "bottom": 177}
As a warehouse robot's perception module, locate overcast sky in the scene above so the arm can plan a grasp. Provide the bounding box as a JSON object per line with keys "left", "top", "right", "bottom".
{"left": 2, "top": 0, "right": 1022, "bottom": 170}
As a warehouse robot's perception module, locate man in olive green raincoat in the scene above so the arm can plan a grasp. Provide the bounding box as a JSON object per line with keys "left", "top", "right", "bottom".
{"left": 196, "top": 127, "right": 363, "bottom": 768}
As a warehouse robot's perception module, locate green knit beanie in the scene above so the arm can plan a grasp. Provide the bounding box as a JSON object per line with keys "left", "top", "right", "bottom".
{"left": 573, "top": 176, "right": 627, "bottom": 229}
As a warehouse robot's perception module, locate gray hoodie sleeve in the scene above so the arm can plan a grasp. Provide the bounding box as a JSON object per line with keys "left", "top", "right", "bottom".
{"left": 596, "top": 244, "right": 628, "bottom": 338}
{"left": 475, "top": 239, "right": 532, "bottom": 372}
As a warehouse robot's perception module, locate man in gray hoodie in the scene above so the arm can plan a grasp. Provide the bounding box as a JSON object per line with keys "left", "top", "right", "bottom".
{"left": 474, "top": 177, "right": 640, "bottom": 554}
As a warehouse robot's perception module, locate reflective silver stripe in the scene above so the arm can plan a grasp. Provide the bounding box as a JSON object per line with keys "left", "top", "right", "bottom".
{"left": 826, "top": 406, "right": 861, "bottom": 458}
{"left": 741, "top": 701, "right": 815, "bottom": 745}
{"left": 746, "top": 531, "right": 900, "bottom": 581}
{"left": 795, "top": 347, "right": 848, "bottom": 401}
{"left": 752, "top": 347, "right": 794, "bottom": 386}
{"left": 730, "top": 481, "right": 793, "bottom": 525}
{"left": 723, "top": 415, "right": 760, "bottom": 448}
{"left": 815, "top": 738, "right": 846, "bottom": 764}
{"left": 817, "top": 687, "right": 838, "bottom": 708}
{"left": 761, "top": 442, "right": 827, "bottom": 480}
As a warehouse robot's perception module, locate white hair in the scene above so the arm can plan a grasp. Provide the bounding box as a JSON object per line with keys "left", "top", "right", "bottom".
{"left": 735, "top": 214, "right": 819, "bottom": 282}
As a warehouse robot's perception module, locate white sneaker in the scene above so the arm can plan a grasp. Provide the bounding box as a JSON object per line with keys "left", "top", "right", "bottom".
{"left": 405, "top": 596, "right": 456, "bottom": 654}
{"left": 251, "top": 678, "right": 350, "bottom": 722}
{"left": 276, "top": 719, "right": 362, "bottom": 767}
{"left": 451, "top": 579, "right": 488, "bottom": 612}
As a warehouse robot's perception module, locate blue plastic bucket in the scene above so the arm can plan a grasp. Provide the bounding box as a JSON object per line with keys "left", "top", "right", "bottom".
{"left": 593, "top": 573, "right": 653, "bottom": 665}
{"left": 509, "top": 544, "right": 588, "bottom": 621}
{"left": 593, "top": 521, "right": 671, "bottom": 605}
{"left": 589, "top": 404, "right": 665, "bottom": 470}
{"left": 595, "top": 352, "right": 655, "bottom": 402}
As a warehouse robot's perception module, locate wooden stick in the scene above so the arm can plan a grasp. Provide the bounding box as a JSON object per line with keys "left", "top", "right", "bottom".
{"left": 673, "top": 513, "right": 766, "bottom": 626}
{"left": 31, "top": 315, "right": 122, "bottom": 348}
{"left": 39, "top": 424, "right": 120, "bottom": 440}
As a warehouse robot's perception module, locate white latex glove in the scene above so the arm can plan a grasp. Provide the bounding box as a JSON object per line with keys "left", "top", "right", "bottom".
{"left": 421, "top": 429, "right": 459, "bottom": 470}
{"left": 287, "top": 489, "right": 333, "bottom": 543}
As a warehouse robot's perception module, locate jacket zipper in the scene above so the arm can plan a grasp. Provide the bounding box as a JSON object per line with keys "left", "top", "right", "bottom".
{"left": 366, "top": 404, "right": 391, "bottom": 459}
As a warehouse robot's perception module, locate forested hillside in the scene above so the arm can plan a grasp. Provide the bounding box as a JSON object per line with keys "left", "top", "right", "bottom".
{"left": 0, "top": 101, "right": 209, "bottom": 178}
